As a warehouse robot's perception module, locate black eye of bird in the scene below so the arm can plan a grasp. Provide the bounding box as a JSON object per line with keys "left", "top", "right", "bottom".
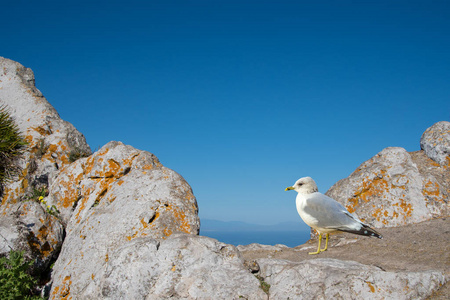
{"left": 298, "top": 183, "right": 303, "bottom": 186}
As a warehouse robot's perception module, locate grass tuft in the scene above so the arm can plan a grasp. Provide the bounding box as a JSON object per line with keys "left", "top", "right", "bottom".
{"left": 0, "top": 105, "right": 28, "bottom": 195}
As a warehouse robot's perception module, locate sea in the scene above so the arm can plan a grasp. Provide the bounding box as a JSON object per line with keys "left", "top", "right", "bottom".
{"left": 200, "top": 230, "right": 311, "bottom": 248}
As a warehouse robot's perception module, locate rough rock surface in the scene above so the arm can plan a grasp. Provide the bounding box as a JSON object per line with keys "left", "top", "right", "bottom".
{"left": 48, "top": 141, "right": 201, "bottom": 299}
{"left": 0, "top": 201, "right": 64, "bottom": 272}
{"left": 420, "top": 121, "right": 450, "bottom": 166}
{"left": 0, "top": 57, "right": 89, "bottom": 270}
{"left": 0, "top": 57, "right": 91, "bottom": 208}
{"left": 71, "top": 234, "right": 267, "bottom": 299}
{"left": 326, "top": 147, "right": 449, "bottom": 228}
{"left": 240, "top": 218, "right": 450, "bottom": 299}
{"left": 257, "top": 258, "right": 445, "bottom": 300}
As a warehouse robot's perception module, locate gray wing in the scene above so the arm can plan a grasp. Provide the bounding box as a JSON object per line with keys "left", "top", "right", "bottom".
{"left": 302, "top": 193, "right": 362, "bottom": 230}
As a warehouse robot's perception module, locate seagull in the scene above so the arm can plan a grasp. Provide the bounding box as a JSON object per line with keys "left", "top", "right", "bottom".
{"left": 285, "top": 177, "right": 382, "bottom": 255}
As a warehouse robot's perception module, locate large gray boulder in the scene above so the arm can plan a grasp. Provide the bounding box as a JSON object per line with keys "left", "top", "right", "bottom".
{"left": 66, "top": 234, "right": 267, "bottom": 299}
{"left": 420, "top": 121, "right": 450, "bottom": 166}
{"left": 257, "top": 258, "right": 445, "bottom": 300}
{"left": 326, "top": 147, "right": 449, "bottom": 228}
{"left": 48, "top": 141, "right": 201, "bottom": 299}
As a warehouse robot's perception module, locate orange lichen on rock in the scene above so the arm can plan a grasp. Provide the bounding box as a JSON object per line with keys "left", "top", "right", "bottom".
{"left": 143, "top": 164, "right": 154, "bottom": 170}
{"left": 166, "top": 204, "right": 191, "bottom": 234}
{"left": 371, "top": 207, "right": 387, "bottom": 224}
{"left": 126, "top": 217, "right": 153, "bottom": 241}
{"left": 163, "top": 227, "right": 173, "bottom": 237}
{"left": 347, "top": 172, "right": 390, "bottom": 213}
{"left": 52, "top": 275, "right": 72, "bottom": 300}
{"left": 31, "top": 126, "right": 50, "bottom": 136}
{"left": 366, "top": 281, "right": 376, "bottom": 293}
{"left": 422, "top": 179, "right": 444, "bottom": 202}
{"left": 54, "top": 171, "right": 84, "bottom": 209}
{"left": 104, "top": 159, "right": 121, "bottom": 178}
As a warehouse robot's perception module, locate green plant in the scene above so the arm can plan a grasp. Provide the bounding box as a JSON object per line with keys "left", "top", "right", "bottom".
{"left": 68, "top": 146, "right": 90, "bottom": 163}
{"left": 39, "top": 196, "right": 60, "bottom": 217}
{"left": 255, "top": 275, "right": 270, "bottom": 295}
{"left": 35, "top": 138, "right": 48, "bottom": 159}
{"left": 30, "top": 187, "right": 48, "bottom": 201}
{"left": 0, "top": 250, "right": 43, "bottom": 300}
{"left": 0, "top": 105, "right": 28, "bottom": 193}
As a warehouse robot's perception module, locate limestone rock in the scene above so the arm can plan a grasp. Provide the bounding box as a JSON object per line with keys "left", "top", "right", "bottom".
{"left": 68, "top": 234, "right": 267, "bottom": 299}
{"left": 420, "top": 121, "right": 450, "bottom": 166}
{"left": 326, "top": 147, "right": 449, "bottom": 228}
{"left": 0, "top": 201, "right": 64, "bottom": 272}
{"left": 257, "top": 258, "right": 446, "bottom": 300}
{"left": 237, "top": 243, "right": 289, "bottom": 252}
{"left": 49, "top": 141, "right": 201, "bottom": 299}
{"left": 0, "top": 56, "right": 91, "bottom": 210}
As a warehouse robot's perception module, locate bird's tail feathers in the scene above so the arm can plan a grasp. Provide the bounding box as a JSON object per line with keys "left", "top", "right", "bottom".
{"left": 338, "top": 224, "right": 382, "bottom": 239}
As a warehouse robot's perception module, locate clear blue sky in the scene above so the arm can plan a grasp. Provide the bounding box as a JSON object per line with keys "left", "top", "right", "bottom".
{"left": 3, "top": 1, "right": 449, "bottom": 228}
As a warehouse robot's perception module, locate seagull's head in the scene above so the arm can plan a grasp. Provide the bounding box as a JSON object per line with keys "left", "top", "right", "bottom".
{"left": 285, "top": 177, "right": 319, "bottom": 194}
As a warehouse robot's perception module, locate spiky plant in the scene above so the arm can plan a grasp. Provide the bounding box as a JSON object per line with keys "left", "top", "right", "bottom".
{"left": 0, "top": 105, "right": 28, "bottom": 195}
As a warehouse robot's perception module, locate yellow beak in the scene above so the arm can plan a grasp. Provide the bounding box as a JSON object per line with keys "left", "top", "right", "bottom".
{"left": 285, "top": 186, "right": 294, "bottom": 191}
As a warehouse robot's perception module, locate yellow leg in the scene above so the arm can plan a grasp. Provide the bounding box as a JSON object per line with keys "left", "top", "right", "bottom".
{"left": 308, "top": 233, "right": 329, "bottom": 255}
{"left": 308, "top": 233, "right": 322, "bottom": 255}
{"left": 320, "top": 233, "right": 329, "bottom": 252}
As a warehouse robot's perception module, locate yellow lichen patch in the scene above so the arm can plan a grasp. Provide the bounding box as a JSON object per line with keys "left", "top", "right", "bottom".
{"left": 184, "top": 189, "right": 195, "bottom": 202}
{"left": 422, "top": 180, "right": 444, "bottom": 202}
{"left": 52, "top": 275, "right": 72, "bottom": 300}
{"left": 140, "top": 217, "right": 149, "bottom": 229}
{"left": 82, "top": 156, "right": 97, "bottom": 175}
{"left": 24, "top": 134, "right": 34, "bottom": 144}
{"left": 126, "top": 217, "right": 152, "bottom": 241}
{"left": 21, "top": 178, "right": 29, "bottom": 190}
{"left": 371, "top": 207, "right": 388, "bottom": 225}
{"left": 47, "top": 144, "right": 58, "bottom": 153}
{"left": 104, "top": 159, "right": 121, "bottom": 178}
{"left": 166, "top": 204, "right": 191, "bottom": 234}
{"left": 357, "top": 176, "right": 389, "bottom": 203}
{"left": 365, "top": 281, "right": 376, "bottom": 293}
{"left": 348, "top": 172, "right": 390, "bottom": 213}
{"left": 54, "top": 173, "right": 83, "bottom": 209}
{"left": 398, "top": 198, "right": 413, "bottom": 218}
{"left": 143, "top": 164, "right": 154, "bottom": 170}
{"left": 31, "top": 126, "right": 50, "bottom": 136}
{"left": 346, "top": 198, "right": 359, "bottom": 213}
{"left": 163, "top": 227, "right": 173, "bottom": 237}
{"left": 74, "top": 196, "right": 89, "bottom": 224}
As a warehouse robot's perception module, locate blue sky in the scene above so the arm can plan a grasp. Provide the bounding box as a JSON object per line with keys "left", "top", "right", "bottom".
{"left": 3, "top": 1, "right": 449, "bottom": 228}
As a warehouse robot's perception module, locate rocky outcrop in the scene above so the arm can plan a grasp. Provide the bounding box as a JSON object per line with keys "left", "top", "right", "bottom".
{"left": 0, "top": 57, "right": 90, "bottom": 271}
{"left": 0, "top": 201, "right": 64, "bottom": 272}
{"left": 257, "top": 258, "right": 445, "bottom": 300}
{"left": 326, "top": 146, "right": 449, "bottom": 228}
{"left": 63, "top": 234, "right": 267, "bottom": 299}
{"left": 240, "top": 217, "right": 449, "bottom": 299}
{"left": 48, "top": 141, "right": 201, "bottom": 298}
{"left": 1, "top": 57, "right": 448, "bottom": 299}
{"left": 0, "top": 57, "right": 91, "bottom": 208}
{"left": 420, "top": 121, "right": 450, "bottom": 166}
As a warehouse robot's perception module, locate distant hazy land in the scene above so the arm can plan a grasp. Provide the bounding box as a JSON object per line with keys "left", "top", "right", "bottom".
{"left": 200, "top": 219, "right": 311, "bottom": 247}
